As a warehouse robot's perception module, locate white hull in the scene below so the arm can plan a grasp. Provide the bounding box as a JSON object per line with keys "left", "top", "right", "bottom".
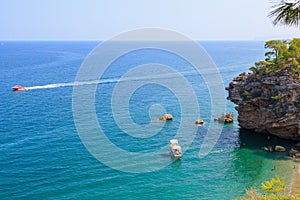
{"left": 169, "top": 139, "right": 182, "bottom": 159}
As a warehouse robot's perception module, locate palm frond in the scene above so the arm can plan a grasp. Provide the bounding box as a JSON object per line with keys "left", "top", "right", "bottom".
{"left": 268, "top": 0, "right": 300, "bottom": 27}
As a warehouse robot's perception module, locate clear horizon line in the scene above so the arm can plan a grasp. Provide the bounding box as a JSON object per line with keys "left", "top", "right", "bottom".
{"left": 0, "top": 39, "right": 267, "bottom": 42}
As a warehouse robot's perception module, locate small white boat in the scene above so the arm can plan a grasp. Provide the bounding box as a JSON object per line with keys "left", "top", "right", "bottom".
{"left": 169, "top": 139, "right": 182, "bottom": 159}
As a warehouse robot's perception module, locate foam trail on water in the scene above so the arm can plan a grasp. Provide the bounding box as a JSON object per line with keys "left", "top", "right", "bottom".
{"left": 24, "top": 70, "right": 199, "bottom": 91}
{"left": 25, "top": 79, "right": 117, "bottom": 90}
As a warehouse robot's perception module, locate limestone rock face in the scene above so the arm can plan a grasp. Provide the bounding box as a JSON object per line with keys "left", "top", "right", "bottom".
{"left": 227, "top": 68, "right": 300, "bottom": 141}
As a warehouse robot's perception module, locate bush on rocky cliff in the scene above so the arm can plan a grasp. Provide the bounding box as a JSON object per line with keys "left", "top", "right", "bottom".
{"left": 227, "top": 38, "right": 300, "bottom": 140}
{"left": 251, "top": 39, "right": 300, "bottom": 80}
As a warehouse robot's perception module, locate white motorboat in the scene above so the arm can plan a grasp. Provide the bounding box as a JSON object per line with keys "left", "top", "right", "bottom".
{"left": 169, "top": 139, "right": 182, "bottom": 159}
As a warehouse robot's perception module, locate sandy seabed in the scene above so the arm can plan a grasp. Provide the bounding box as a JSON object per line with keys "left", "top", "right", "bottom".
{"left": 291, "top": 163, "right": 300, "bottom": 197}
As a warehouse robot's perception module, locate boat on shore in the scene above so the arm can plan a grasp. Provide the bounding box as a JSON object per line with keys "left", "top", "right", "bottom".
{"left": 169, "top": 139, "right": 182, "bottom": 159}
{"left": 12, "top": 85, "right": 26, "bottom": 91}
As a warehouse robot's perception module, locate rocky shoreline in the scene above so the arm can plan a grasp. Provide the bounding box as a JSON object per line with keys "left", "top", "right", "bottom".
{"left": 227, "top": 67, "right": 300, "bottom": 141}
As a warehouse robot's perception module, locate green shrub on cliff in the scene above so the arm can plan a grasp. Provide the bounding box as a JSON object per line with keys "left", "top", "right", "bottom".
{"left": 243, "top": 91, "right": 252, "bottom": 100}
{"left": 265, "top": 40, "right": 288, "bottom": 63}
{"left": 288, "top": 39, "right": 300, "bottom": 59}
{"left": 251, "top": 39, "right": 300, "bottom": 75}
{"left": 271, "top": 95, "right": 282, "bottom": 100}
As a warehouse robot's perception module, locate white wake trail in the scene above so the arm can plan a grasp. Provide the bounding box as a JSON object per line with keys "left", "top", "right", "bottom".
{"left": 24, "top": 70, "right": 199, "bottom": 91}
{"left": 25, "top": 79, "right": 116, "bottom": 90}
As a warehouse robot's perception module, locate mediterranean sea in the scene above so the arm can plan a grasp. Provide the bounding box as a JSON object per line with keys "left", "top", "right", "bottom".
{"left": 0, "top": 41, "right": 296, "bottom": 200}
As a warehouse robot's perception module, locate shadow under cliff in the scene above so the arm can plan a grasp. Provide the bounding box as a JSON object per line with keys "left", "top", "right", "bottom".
{"left": 226, "top": 128, "right": 298, "bottom": 193}
{"left": 237, "top": 128, "right": 298, "bottom": 161}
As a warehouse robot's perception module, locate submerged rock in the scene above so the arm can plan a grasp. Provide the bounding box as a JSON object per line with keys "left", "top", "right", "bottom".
{"left": 268, "top": 146, "right": 273, "bottom": 152}
{"left": 295, "top": 142, "right": 300, "bottom": 147}
{"left": 290, "top": 148, "right": 300, "bottom": 158}
{"left": 227, "top": 66, "right": 300, "bottom": 141}
{"left": 274, "top": 145, "right": 286, "bottom": 152}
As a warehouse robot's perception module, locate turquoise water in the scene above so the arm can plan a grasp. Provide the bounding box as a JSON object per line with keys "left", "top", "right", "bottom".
{"left": 0, "top": 41, "right": 297, "bottom": 199}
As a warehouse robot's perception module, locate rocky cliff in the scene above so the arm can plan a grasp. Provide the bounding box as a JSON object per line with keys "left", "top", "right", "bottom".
{"left": 227, "top": 66, "right": 300, "bottom": 141}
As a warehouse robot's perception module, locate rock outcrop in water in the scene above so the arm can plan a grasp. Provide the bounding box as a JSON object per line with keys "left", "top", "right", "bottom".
{"left": 158, "top": 113, "right": 173, "bottom": 121}
{"left": 195, "top": 119, "right": 204, "bottom": 125}
{"left": 227, "top": 68, "right": 300, "bottom": 140}
{"left": 215, "top": 113, "right": 234, "bottom": 124}
{"left": 227, "top": 39, "right": 300, "bottom": 141}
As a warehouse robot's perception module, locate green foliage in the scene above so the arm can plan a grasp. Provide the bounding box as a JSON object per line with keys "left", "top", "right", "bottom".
{"left": 297, "top": 191, "right": 300, "bottom": 199}
{"left": 253, "top": 61, "right": 272, "bottom": 70}
{"left": 255, "top": 74, "right": 261, "bottom": 81}
{"left": 289, "top": 38, "right": 300, "bottom": 59}
{"left": 260, "top": 176, "right": 285, "bottom": 194}
{"left": 271, "top": 95, "right": 282, "bottom": 100}
{"left": 235, "top": 176, "right": 297, "bottom": 200}
{"left": 269, "top": 1, "right": 300, "bottom": 27}
{"left": 249, "top": 39, "right": 300, "bottom": 76}
{"left": 243, "top": 91, "right": 252, "bottom": 100}
{"left": 265, "top": 67, "right": 274, "bottom": 74}
{"left": 265, "top": 40, "right": 288, "bottom": 63}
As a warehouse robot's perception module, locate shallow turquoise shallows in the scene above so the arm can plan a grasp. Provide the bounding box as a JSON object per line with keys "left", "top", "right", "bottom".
{"left": 0, "top": 41, "right": 296, "bottom": 200}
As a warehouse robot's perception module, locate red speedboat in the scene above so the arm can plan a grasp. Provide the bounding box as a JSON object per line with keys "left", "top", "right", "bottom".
{"left": 12, "top": 85, "right": 26, "bottom": 91}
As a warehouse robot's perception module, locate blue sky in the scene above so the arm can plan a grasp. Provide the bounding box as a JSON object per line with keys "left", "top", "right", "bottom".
{"left": 1, "top": 0, "right": 299, "bottom": 41}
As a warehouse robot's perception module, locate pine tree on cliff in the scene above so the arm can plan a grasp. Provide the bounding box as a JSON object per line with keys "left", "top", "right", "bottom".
{"left": 269, "top": 0, "right": 300, "bottom": 27}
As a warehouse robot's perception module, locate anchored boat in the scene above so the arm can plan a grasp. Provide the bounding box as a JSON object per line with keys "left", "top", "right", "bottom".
{"left": 169, "top": 139, "right": 182, "bottom": 159}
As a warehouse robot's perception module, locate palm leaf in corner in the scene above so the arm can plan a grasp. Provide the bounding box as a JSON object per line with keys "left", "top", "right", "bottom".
{"left": 269, "top": 0, "right": 300, "bottom": 27}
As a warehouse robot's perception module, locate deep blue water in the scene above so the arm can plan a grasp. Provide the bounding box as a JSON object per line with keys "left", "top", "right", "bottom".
{"left": 0, "top": 41, "right": 297, "bottom": 200}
